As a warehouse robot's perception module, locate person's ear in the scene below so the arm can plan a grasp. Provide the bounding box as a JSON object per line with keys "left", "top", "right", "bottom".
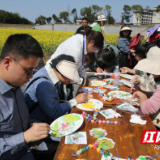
{"left": 3, "top": 57, "right": 12, "bottom": 70}
{"left": 89, "top": 40, "right": 95, "bottom": 45}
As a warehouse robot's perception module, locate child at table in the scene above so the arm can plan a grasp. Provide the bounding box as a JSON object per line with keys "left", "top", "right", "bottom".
{"left": 132, "top": 46, "right": 160, "bottom": 128}
{"left": 84, "top": 44, "right": 119, "bottom": 73}
{"left": 120, "top": 44, "right": 147, "bottom": 76}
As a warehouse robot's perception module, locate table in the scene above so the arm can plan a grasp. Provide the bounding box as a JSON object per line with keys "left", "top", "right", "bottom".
{"left": 54, "top": 79, "right": 159, "bottom": 160}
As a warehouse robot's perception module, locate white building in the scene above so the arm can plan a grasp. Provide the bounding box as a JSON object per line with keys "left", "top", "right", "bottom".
{"left": 133, "top": 6, "right": 160, "bottom": 25}
{"left": 152, "top": 7, "right": 160, "bottom": 24}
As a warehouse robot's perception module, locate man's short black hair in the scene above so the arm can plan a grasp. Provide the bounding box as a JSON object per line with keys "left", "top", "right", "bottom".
{"left": 50, "top": 54, "right": 75, "bottom": 73}
{"left": 82, "top": 17, "right": 88, "bottom": 21}
{"left": 0, "top": 34, "right": 43, "bottom": 61}
{"left": 145, "top": 39, "right": 160, "bottom": 53}
{"left": 135, "top": 44, "right": 147, "bottom": 59}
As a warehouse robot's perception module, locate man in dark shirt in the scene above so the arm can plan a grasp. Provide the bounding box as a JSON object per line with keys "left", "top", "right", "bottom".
{"left": 76, "top": 17, "right": 88, "bottom": 34}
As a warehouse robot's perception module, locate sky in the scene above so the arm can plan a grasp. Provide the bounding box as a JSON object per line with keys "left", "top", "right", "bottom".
{"left": 0, "top": 0, "right": 159, "bottom": 23}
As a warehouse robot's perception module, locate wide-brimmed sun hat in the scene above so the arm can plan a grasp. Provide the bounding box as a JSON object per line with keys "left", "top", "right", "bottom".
{"left": 56, "top": 60, "right": 81, "bottom": 83}
{"left": 120, "top": 27, "right": 132, "bottom": 32}
{"left": 97, "top": 15, "right": 106, "bottom": 21}
{"left": 134, "top": 46, "right": 160, "bottom": 75}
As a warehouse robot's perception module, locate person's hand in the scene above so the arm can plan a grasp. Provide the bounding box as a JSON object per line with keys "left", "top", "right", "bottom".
{"left": 140, "top": 86, "right": 146, "bottom": 91}
{"left": 75, "top": 93, "right": 88, "bottom": 104}
{"left": 104, "top": 68, "right": 110, "bottom": 73}
{"left": 120, "top": 67, "right": 130, "bottom": 73}
{"left": 132, "top": 91, "right": 147, "bottom": 104}
{"left": 132, "top": 53, "right": 135, "bottom": 56}
{"left": 131, "top": 85, "right": 147, "bottom": 94}
{"left": 132, "top": 75, "right": 141, "bottom": 84}
{"left": 133, "top": 75, "right": 141, "bottom": 79}
{"left": 88, "top": 78, "right": 91, "bottom": 86}
{"left": 131, "top": 49, "right": 135, "bottom": 53}
{"left": 24, "top": 123, "right": 50, "bottom": 143}
{"left": 96, "top": 67, "right": 103, "bottom": 73}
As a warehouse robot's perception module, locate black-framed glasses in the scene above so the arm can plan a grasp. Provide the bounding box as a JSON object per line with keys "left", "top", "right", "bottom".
{"left": 11, "top": 57, "right": 35, "bottom": 75}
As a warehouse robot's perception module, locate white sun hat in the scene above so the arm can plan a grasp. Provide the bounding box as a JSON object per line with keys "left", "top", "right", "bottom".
{"left": 56, "top": 60, "right": 81, "bottom": 83}
{"left": 97, "top": 15, "right": 106, "bottom": 21}
{"left": 120, "top": 26, "right": 132, "bottom": 32}
{"left": 134, "top": 46, "right": 160, "bottom": 75}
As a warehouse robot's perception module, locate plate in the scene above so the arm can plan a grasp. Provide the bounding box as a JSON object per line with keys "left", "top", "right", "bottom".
{"left": 120, "top": 79, "right": 132, "bottom": 87}
{"left": 91, "top": 80, "right": 106, "bottom": 86}
{"left": 86, "top": 72, "right": 96, "bottom": 76}
{"left": 120, "top": 74, "right": 133, "bottom": 80}
{"left": 76, "top": 98, "right": 103, "bottom": 111}
{"left": 95, "top": 73, "right": 113, "bottom": 76}
{"left": 108, "top": 91, "right": 132, "bottom": 99}
{"left": 50, "top": 113, "right": 83, "bottom": 137}
{"left": 96, "top": 137, "right": 115, "bottom": 150}
{"left": 82, "top": 87, "right": 93, "bottom": 92}
{"left": 89, "top": 128, "right": 107, "bottom": 138}
{"left": 104, "top": 78, "right": 114, "bottom": 83}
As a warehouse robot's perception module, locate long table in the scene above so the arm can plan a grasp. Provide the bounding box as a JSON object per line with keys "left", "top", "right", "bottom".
{"left": 54, "top": 80, "right": 159, "bottom": 160}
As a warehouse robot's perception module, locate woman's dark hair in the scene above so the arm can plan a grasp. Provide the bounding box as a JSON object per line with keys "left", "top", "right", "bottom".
{"left": 50, "top": 54, "right": 75, "bottom": 73}
{"left": 119, "top": 24, "right": 131, "bottom": 38}
{"left": 84, "top": 53, "right": 96, "bottom": 64}
{"left": 84, "top": 26, "right": 104, "bottom": 51}
{"left": 0, "top": 34, "right": 43, "bottom": 61}
{"left": 135, "top": 44, "right": 147, "bottom": 59}
{"left": 102, "top": 45, "right": 116, "bottom": 65}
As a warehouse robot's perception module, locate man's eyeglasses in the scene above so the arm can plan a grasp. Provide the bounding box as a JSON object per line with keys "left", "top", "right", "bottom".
{"left": 11, "top": 57, "right": 35, "bottom": 75}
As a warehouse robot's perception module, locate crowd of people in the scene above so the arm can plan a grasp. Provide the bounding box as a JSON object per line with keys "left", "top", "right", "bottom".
{"left": 0, "top": 14, "right": 160, "bottom": 160}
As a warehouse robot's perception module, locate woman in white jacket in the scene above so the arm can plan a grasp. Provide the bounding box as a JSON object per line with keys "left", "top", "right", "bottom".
{"left": 47, "top": 27, "right": 104, "bottom": 85}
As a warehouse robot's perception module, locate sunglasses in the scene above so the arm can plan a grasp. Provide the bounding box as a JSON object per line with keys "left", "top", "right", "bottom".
{"left": 11, "top": 57, "right": 35, "bottom": 75}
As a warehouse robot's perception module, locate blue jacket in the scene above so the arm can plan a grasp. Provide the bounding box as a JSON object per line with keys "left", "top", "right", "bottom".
{"left": 117, "top": 36, "right": 132, "bottom": 54}
{"left": 24, "top": 67, "right": 71, "bottom": 124}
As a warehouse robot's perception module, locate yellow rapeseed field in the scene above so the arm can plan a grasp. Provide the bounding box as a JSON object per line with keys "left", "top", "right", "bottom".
{"left": 0, "top": 28, "right": 119, "bottom": 56}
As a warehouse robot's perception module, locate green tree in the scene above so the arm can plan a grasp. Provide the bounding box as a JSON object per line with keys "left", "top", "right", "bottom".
{"left": 71, "top": 8, "right": 78, "bottom": 23}
{"left": 103, "top": 5, "right": 115, "bottom": 24}
{"left": 155, "top": 5, "right": 160, "bottom": 12}
{"left": 80, "top": 7, "right": 93, "bottom": 23}
{"left": 121, "top": 5, "right": 131, "bottom": 23}
{"left": 91, "top": 5, "right": 102, "bottom": 21}
{"left": 52, "top": 14, "right": 61, "bottom": 23}
{"left": 0, "top": 10, "right": 31, "bottom": 24}
{"left": 46, "top": 17, "right": 52, "bottom": 24}
{"left": 35, "top": 15, "right": 46, "bottom": 25}
{"left": 131, "top": 5, "right": 144, "bottom": 24}
{"left": 108, "top": 16, "right": 115, "bottom": 24}
{"left": 59, "top": 11, "right": 69, "bottom": 23}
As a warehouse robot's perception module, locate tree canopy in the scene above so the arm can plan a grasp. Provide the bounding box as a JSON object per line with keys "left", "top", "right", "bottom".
{"left": 0, "top": 10, "right": 31, "bottom": 24}
{"left": 121, "top": 5, "right": 132, "bottom": 23}
{"left": 131, "top": 5, "right": 144, "bottom": 24}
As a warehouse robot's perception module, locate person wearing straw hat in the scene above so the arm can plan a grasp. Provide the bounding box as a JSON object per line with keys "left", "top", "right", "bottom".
{"left": 91, "top": 15, "right": 107, "bottom": 33}
{"left": 117, "top": 25, "right": 135, "bottom": 69}
{"left": 132, "top": 46, "right": 160, "bottom": 128}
